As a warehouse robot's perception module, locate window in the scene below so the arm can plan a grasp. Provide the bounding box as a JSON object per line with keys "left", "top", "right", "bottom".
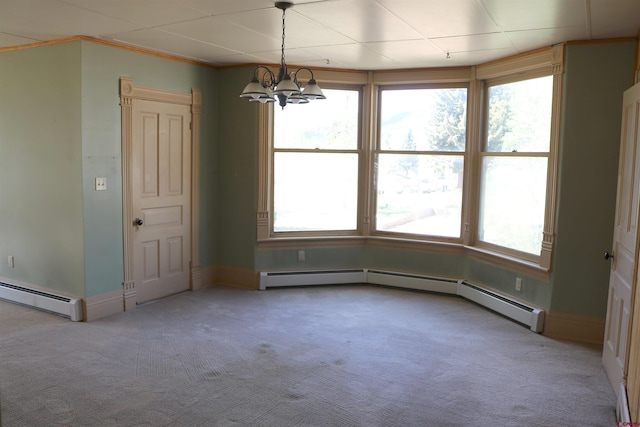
{"left": 258, "top": 45, "right": 562, "bottom": 275}
{"left": 375, "top": 86, "right": 467, "bottom": 239}
{"left": 478, "top": 75, "right": 554, "bottom": 258}
{"left": 272, "top": 88, "right": 361, "bottom": 234}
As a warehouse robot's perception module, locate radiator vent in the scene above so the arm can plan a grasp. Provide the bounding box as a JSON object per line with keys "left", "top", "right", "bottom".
{"left": 259, "top": 269, "right": 366, "bottom": 290}
{"left": 460, "top": 281, "right": 534, "bottom": 312}
{"left": 366, "top": 269, "right": 459, "bottom": 295}
{"left": 458, "top": 280, "right": 543, "bottom": 332}
{"left": 0, "top": 281, "right": 83, "bottom": 321}
{"left": 259, "top": 269, "right": 544, "bottom": 332}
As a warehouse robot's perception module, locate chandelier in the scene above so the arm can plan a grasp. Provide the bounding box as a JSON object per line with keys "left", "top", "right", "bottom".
{"left": 239, "top": 1, "right": 326, "bottom": 109}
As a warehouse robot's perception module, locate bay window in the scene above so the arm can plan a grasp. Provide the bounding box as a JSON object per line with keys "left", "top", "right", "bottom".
{"left": 257, "top": 45, "right": 563, "bottom": 275}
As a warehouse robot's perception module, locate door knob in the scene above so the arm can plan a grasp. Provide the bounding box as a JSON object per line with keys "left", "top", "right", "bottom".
{"left": 604, "top": 251, "right": 614, "bottom": 260}
{"left": 135, "top": 217, "right": 143, "bottom": 226}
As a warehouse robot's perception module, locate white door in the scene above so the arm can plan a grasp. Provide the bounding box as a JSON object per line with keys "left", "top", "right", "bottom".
{"left": 603, "top": 82, "right": 640, "bottom": 396}
{"left": 132, "top": 99, "right": 192, "bottom": 303}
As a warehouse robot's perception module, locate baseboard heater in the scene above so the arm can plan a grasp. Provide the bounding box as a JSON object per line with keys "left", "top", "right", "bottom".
{"left": 259, "top": 269, "right": 366, "bottom": 290}
{"left": 0, "top": 281, "right": 83, "bottom": 321}
{"left": 259, "top": 269, "right": 544, "bottom": 332}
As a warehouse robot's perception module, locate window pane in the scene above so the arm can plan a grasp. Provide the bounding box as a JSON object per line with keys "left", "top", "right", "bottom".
{"left": 486, "top": 75, "right": 553, "bottom": 152}
{"left": 274, "top": 89, "right": 359, "bottom": 150}
{"left": 478, "top": 156, "right": 547, "bottom": 254}
{"left": 380, "top": 88, "right": 467, "bottom": 152}
{"left": 274, "top": 153, "right": 358, "bottom": 232}
{"left": 376, "top": 154, "right": 463, "bottom": 238}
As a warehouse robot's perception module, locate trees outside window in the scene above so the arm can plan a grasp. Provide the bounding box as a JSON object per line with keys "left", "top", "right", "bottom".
{"left": 478, "top": 75, "right": 553, "bottom": 255}
{"left": 273, "top": 88, "right": 361, "bottom": 233}
{"left": 375, "top": 87, "right": 467, "bottom": 239}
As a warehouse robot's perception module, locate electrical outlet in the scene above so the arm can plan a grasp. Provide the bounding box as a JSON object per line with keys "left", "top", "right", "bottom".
{"left": 515, "top": 277, "right": 522, "bottom": 292}
{"left": 8, "top": 255, "right": 14, "bottom": 268}
{"left": 95, "top": 177, "right": 107, "bottom": 191}
{"left": 297, "top": 250, "right": 305, "bottom": 262}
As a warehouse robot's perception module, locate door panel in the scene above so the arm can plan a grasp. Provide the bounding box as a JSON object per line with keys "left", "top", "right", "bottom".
{"left": 604, "top": 83, "right": 640, "bottom": 408}
{"left": 132, "top": 100, "right": 191, "bottom": 303}
{"left": 624, "top": 83, "right": 640, "bottom": 422}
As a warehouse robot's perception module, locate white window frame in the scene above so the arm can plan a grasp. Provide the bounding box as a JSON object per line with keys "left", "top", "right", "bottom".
{"left": 372, "top": 83, "right": 470, "bottom": 243}
{"left": 469, "top": 45, "right": 564, "bottom": 271}
{"left": 474, "top": 71, "right": 554, "bottom": 264}
{"left": 271, "top": 85, "right": 365, "bottom": 237}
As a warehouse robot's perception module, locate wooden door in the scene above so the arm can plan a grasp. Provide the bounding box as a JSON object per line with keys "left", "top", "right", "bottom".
{"left": 604, "top": 82, "right": 640, "bottom": 404}
{"left": 623, "top": 82, "right": 640, "bottom": 422}
{"left": 132, "top": 99, "right": 192, "bottom": 303}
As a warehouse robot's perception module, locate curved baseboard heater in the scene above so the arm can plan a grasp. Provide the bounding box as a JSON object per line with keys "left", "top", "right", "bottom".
{"left": 259, "top": 269, "right": 544, "bottom": 333}
{"left": 0, "top": 281, "right": 83, "bottom": 322}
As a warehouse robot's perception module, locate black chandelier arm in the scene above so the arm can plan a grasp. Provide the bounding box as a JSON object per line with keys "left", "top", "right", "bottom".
{"left": 291, "top": 67, "right": 316, "bottom": 85}
{"left": 253, "top": 65, "right": 277, "bottom": 89}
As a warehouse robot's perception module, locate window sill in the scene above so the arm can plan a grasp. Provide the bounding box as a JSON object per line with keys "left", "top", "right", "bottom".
{"left": 463, "top": 245, "right": 550, "bottom": 282}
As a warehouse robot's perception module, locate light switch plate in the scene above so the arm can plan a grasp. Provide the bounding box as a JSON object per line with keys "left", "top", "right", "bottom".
{"left": 95, "top": 177, "right": 107, "bottom": 191}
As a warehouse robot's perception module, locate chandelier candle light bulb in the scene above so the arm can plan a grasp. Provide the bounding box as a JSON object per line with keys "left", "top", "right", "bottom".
{"left": 239, "top": 1, "right": 326, "bottom": 109}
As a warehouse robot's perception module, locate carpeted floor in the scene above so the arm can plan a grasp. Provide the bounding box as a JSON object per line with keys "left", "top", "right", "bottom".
{"left": 0, "top": 284, "right": 616, "bottom": 426}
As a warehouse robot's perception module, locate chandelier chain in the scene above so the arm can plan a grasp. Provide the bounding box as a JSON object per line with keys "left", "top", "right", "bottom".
{"left": 280, "top": 7, "right": 286, "bottom": 67}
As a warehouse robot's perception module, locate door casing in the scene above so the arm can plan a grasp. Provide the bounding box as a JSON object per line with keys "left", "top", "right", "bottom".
{"left": 119, "top": 77, "right": 202, "bottom": 309}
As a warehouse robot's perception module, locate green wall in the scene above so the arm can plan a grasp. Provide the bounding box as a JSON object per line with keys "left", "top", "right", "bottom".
{"left": 550, "top": 40, "right": 637, "bottom": 317}
{"left": 216, "top": 68, "right": 259, "bottom": 270}
{"left": 0, "top": 42, "right": 85, "bottom": 296}
{"left": 222, "top": 40, "right": 636, "bottom": 319}
{"left": 0, "top": 40, "right": 219, "bottom": 298}
{"left": 78, "top": 41, "right": 219, "bottom": 298}
{"left": 0, "top": 38, "right": 635, "bottom": 320}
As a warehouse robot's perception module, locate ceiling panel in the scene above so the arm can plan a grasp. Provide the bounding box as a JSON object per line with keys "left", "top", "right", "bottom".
{"left": 169, "top": 0, "right": 284, "bottom": 16}
{"left": 303, "top": 43, "right": 397, "bottom": 69}
{"left": 430, "top": 32, "right": 514, "bottom": 54}
{"left": 159, "top": 15, "right": 280, "bottom": 54}
{"left": 1, "top": 0, "right": 140, "bottom": 37}
{"left": 0, "top": 11, "right": 63, "bottom": 43}
{"left": 364, "top": 39, "right": 456, "bottom": 67}
{"left": 505, "top": 26, "right": 590, "bottom": 52}
{"left": 378, "top": 0, "right": 500, "bottom": 38}
{"left": 0, "top": 33, "right": 38, "bottom": 48}
{"left": 0, "top": 0, "right": 638, "bottom": 70}
{"left": 226, "top": 8, "right": 354, "bottom": 48}
{"left": 481, "top": 0, "right": 587, "bottom": 32}
{"left": 438, "top": 47, "right": 521, "bottom": 66}
{"left": 60, "top": 0, "right": 207, "bottom": 27}
{"left": 108, "top": 28, "right": 240, "bottom": 62}
{"left": 294, "top": 0, "right": 423, "bottom": 43}
{"left": 246, "top": 47, "right": 328, "bottom": 66}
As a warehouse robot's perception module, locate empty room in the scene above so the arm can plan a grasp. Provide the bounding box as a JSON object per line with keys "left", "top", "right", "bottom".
{"left": 1, "top": 0, "right": 640, "bottom": 425}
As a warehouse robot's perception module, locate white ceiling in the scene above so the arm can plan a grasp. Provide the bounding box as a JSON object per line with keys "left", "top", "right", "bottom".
{"left": 1, "top": 0, "right": 639, "bottom": 70}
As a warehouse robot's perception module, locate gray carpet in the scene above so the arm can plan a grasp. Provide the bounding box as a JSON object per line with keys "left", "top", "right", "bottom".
{"left": 0, "top": 285, "right": 616, "bottom": 426}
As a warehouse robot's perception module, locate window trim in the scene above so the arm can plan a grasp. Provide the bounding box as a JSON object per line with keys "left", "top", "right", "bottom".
{"left": 271, "top": 84, "right": 365, "bottom": 237}
{"left": 257, "top": 45, "right": 564, "bottom": 276}
{"left": 372, "top": 82, "right": 470, "bottom": 243}
{"left": 473, "top": 46, "right": 564, "bottom": 270}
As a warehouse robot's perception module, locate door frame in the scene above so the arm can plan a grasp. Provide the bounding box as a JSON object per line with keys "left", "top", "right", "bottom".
{"left": 119, "top": 77, "right": 202, "bottom": 309}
